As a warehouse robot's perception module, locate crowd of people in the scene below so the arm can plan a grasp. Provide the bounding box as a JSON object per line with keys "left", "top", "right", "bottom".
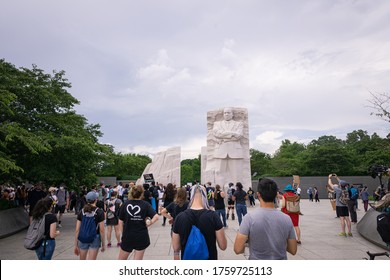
{"left": 3, "top": 175, "right": 388, "bottom": 260}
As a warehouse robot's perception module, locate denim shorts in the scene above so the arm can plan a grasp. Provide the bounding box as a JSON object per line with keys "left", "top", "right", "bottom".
{"left": 78, "top": 234, "right": 101, "bottom": 250}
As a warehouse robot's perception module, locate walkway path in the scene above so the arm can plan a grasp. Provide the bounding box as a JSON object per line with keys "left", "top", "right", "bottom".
{"left": 0, "top": 199, "right": 388, "bottom": 260}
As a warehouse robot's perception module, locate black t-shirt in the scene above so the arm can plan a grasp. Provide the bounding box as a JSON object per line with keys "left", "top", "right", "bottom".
{"left": 172, "top": 209, "right": 223, "bottom": 260}
{"left": 118, "top": 199, "right": 157, "bottom": 248}
{"left": 166, "top": 201, "right": 189, "bottom": 220}
{"left": 214, "top": 190, "right": 225, "bottom": 210}
{"left": 28, "top": 190, "right": 47, "bottom": 210}
{"left": 233, "top": 189, "right": 247, "bottom": 205}
{"left": 44, "top": 213, "right": 58, "bottom": 240}
{"left": 143, "top": 190, "right": 151, "bottom": 204}
{"left": 77, "top": 207, "right": 105, "bottom": 234}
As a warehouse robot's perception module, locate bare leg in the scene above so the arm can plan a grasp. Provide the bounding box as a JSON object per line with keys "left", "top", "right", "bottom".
{"left": 295, "top": 226, "right": 301, "bottom": 242}
{"left": 87, "top": 249, "right": 99, "bottom": 260}
{"left": 79, "top": 249, "right": 88, "bottom": 260}
{"left": 345, "top": 217, "right": 352, "bottom": 234}
{"left": 133, "top": 250, "right": 145, "bottom": 260}
{"left": 118, "top": 248, "right": 131, "bottom": 260}
{"left": 107, "top": 225, "right": 112, "bottom": 245}
{"left": 340, "top": 217, "right": 346, "bottom": 233}
{"left": 114, "top": 225, "right": 121, "bottom": 243}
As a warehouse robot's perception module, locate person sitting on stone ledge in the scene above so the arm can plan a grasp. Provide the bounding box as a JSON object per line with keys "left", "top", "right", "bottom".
{"left": 0, "top": 189, "right": 15, "bottom": 211}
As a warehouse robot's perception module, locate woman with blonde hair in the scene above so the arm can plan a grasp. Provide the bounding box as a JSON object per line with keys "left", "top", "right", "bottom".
{"left": 118, "top": 185, "right": 159, "bottom": 260}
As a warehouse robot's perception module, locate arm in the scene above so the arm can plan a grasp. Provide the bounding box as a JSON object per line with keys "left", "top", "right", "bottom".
{"left": 280, "top": 194, "right": 286, "bottom": 208}
{"left": 327, "top": 174, "right": 339, "bottom": 191}
{"left": 74, "top": 220, "right": 81, "bottom": 256}
{"left": 171, "top": 232, "right": 181, "bottom": 260}
{"left": 161, "top": 208, "right": 173, "bottom": 224}
{"left": 49, "top": 222, "right": 59, "bottom": 239}
{"left": 287, "top": 238, "right": 297, "bottom": 255}
{"left": 234, "top": 232, "right": 247, "bottom": 254}
{"left": 66, "top": 192, "right": 70, "bottom": 210}
{"left": 147, "top": 213, "right": 159, "bottom": 227}
{"left": 216, "top": 228, "right": 227, "bottom": 250}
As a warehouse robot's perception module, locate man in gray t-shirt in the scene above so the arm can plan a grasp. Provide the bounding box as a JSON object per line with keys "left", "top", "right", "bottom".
{"left": 234, "top": 178, "right": 297, "bottom": 260}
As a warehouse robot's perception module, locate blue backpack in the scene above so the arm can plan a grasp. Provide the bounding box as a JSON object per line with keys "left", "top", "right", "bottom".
{"left": 182, "top": 211, "right": 209, "bottom": 260}
{"left": 78, "top": 209, "right": 98, "bottom": 243}
{"left": 349, "top": 187, "right": 359, "bottom": 201}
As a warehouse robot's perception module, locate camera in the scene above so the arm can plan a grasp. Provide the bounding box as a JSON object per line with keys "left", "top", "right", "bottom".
{"left": 369, "top": 164, "right": 389, "bottom": 179}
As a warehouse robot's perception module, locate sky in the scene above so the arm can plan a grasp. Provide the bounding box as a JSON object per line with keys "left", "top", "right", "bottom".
{"left": 1, "top": 0, "right": 389, "bottom": 160}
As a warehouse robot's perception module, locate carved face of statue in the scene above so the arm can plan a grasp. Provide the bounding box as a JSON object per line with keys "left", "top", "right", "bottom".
{"left": 223, "top": 108, "right": 233, "bottom": 121}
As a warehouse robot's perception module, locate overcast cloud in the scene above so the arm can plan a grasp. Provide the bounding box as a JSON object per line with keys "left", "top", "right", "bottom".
{"left": 1, "top": 0, "right": 389, "bottom": 159}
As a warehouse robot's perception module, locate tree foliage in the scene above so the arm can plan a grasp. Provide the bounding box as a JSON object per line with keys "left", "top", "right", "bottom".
{"left": 99, "top": 152, "right": 151, "bottom": 180}
{"left": 181, "top": 156, "right": 201, "bottom": 185}
{"left": 0, "top": 59, "right": 110, "bottom": 187}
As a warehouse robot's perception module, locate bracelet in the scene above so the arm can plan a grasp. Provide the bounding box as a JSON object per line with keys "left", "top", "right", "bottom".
{"left": 173, "top": 251, "right": 180, "bottom": 256}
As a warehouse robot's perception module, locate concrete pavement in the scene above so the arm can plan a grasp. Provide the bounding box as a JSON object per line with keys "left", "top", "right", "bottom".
{"left": 0, "top": 199, "right": 389, "bottom": 260}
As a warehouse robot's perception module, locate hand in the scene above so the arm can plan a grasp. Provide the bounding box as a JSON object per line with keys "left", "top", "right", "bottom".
{"left": 74, "top": 246, "right": 80, "bottom": 256}
{"left": 101, "top": 244, "right": 105, "bottom": 252}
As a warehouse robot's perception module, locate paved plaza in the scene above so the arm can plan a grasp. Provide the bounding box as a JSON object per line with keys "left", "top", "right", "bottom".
{"left": 0, "top": 199, "right": 388, "bottom": 260}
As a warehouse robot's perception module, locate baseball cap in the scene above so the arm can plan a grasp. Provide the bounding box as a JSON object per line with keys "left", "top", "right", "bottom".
{"left": 86, "top": 191, "right": 98, "bottom": 202}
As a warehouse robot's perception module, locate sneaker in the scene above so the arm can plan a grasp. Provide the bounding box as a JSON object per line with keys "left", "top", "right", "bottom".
{"left": 117, "top": 242, "right": 121, "bottom": 247}
{"left": 348, "top": 233, "right": 353, "bottom": 237}
{"left": 338, "top": 232, "right": 347, "bottom": 237}
{"left": 107, "top": 243, "right": 112, "bottom": 247}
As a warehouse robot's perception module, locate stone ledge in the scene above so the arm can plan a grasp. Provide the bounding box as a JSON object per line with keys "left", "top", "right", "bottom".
{"left": 357, "top": 208, "right": 390, "bottom": 251}
{"left": 0, "top": 207, "right": 29, "bottom": 239}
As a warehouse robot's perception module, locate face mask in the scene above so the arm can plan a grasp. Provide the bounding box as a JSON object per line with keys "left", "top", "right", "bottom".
{"left": 60, "top": 187, "right": 64, "bottom": 190}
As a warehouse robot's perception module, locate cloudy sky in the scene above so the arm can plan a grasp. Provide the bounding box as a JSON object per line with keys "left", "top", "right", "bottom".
{"left": 1, "top": 0, "right": 389, "bottom": 159}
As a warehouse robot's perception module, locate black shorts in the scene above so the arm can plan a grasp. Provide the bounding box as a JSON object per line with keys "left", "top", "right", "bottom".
{"left": 106, "top": 217, "right": 119, "bottom": 226}
{"left": 121, "top": 241, "right": 150, "bottom": 252}
{"left": 336, "top": 206, "right": 349, "bottom": 217}
{"left": 227, "top": 199, "right": 235, "bottom": 206}
{"left": 55, "top": 204, "right": 66, "bottom": 214}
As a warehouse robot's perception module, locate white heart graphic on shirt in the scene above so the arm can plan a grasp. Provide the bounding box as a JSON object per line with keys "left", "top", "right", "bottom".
{"left": 127, "top": 204, "right": 141, "bottom": 217}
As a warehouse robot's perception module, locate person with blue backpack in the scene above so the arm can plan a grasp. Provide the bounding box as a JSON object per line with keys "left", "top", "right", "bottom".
{"left": 348, "top": 185, "right": 359, "bottom": 224}
{"left": 74, "top": 191, "right": 105, "bottom": 260}
{"left": 171, "top": 184, "right": 227, "bottom": 260}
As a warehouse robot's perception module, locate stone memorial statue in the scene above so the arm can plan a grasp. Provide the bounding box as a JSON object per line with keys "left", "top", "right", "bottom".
{"left": 137, "top": 146, "right": 181, "bottom": 186}
{"left": 202, "top": 107, "right": 251, "bottom": 189}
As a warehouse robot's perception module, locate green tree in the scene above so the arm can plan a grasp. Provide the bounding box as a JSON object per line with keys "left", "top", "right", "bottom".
{"left": 271, "top": 140, "right": 306, "bottom": 176}
{"left": 181, "top": 157, "right": 201, "bottom": 185}
{"left": 0, "top": 59, "right": 109, "bottom": 187}
{"left": 99, "top": 152, "right": 151, "bottom": 180}
{"left": 303, "top": 136, "right": 353, "bottom": 176}
{"left": 249, "top": 149, "right": 272, "bottom": 177}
